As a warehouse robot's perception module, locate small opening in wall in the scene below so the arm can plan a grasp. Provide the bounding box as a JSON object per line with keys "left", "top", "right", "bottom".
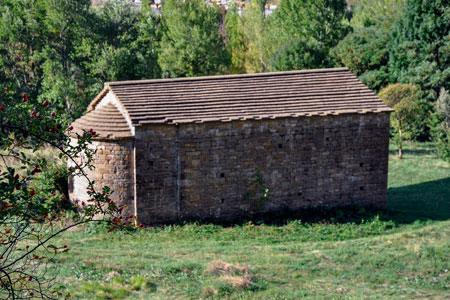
{"left": 221, "top": 198, "right": 225, "bottom": 204}
{"left": 297, "top": 192, "right": 303, "bottom": 197}
{"left": 325, "top": 137, "right": 329, "bottom": 141}
{"left": 148, "top": 161, "right": 154, "bottom": 167}
{"left": 360, "top": 162, "right": 364, "bottom": 167}
{"left": 360, "top": 186, "right": 364, "bottom": 190}
{"left": 220, "top": 173, "right": 225, "bottom": 178}
{"left": 278, "top": 143, "right": 283, "bottom": 149}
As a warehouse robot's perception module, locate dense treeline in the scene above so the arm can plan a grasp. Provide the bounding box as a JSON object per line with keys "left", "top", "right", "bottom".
{"left": 0, "top": 0, "right": 448, "bottom": 159}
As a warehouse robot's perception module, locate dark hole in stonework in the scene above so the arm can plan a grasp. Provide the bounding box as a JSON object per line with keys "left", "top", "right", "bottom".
{"left": 149, "top": 161, "right": 154, "bottom": 167}
{"left": 325, "top": 137, "right": 329, "bottom": 141}
{"left": 360, "top": 186, "right": 364, "bottom": 190}
{"left": 297, "top": 192, "right": 302, "bottom": 197}
{"left": 221, "top": 198, "right": 225, "bottom": 204}
{"left": 360, "top": 163, "right": 364, "bottom": 167}
{"left": 180, "top": 173, "right": 186, "bottom": 180}
{"left": 220, "top": 173, "right": 225, "bottom": 178}
{"left": 278, "top": 144, "right": 283, "bottom": 149}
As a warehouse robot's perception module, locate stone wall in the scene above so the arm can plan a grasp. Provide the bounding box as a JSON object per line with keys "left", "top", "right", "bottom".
{"left": 68, "top": 138, "right": 135, "bottom": 216}
{"left": 135, "top": 113, "right": 391, "bottom": 224}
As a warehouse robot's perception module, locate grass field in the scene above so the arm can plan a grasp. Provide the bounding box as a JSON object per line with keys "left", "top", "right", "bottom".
{"left": 46, "top": 142, "right": 449, "bottom": 299}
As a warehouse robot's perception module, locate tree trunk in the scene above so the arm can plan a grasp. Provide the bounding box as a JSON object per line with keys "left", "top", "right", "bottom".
{"left": 398, "top": 125, "right": 403, "bottom": 159}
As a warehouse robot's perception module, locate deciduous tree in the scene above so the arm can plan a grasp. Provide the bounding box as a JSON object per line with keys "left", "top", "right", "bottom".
{"left": 158, "top": 0, "right": 230, "bottom": 77}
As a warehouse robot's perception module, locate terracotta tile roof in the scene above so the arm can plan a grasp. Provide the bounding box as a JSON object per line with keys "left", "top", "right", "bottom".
{"left": 89, "top": 67, "right": 392, "bottom": 126}
{"left": 71, "top": 103, "right": 132, "bottom": 140}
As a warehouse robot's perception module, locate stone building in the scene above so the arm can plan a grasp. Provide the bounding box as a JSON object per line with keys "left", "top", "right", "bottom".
{"left": 69, "top": 68, "right": 393, "bottom": 224}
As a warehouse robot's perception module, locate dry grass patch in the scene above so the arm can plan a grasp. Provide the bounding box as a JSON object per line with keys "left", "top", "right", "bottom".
{"left": 205, "top": 260, "right": 256, "bottom": 290}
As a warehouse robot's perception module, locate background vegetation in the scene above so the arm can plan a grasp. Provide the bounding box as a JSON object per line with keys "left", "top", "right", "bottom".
{"left": 1, "top": 0, "right": 448, "bottom": 160}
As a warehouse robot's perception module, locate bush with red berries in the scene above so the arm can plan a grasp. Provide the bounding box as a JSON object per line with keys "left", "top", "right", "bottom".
{"left": 0, "top": 87, "right": 137, "bottom": 299}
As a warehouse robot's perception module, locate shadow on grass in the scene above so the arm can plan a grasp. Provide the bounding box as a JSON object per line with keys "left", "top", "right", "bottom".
{"left": 388, "top": 148, "right": 435, "bottom": 157}
{"left": 387, "top": 177, "right": 450, "bottom": 224}
{"left": 388, "top": 142, "right": 436, "bottom": 157}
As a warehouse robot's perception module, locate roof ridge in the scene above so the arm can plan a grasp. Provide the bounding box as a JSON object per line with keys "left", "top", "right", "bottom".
{"left": 106, "top": 67, "right": 350, "bottom": 87}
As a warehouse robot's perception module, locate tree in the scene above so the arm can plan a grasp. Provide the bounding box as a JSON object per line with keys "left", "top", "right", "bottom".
{"left": 331, "top": 26, "right": 390, "bottom": 92}
{"left": 0, "top": 87, "right": 135, "bottom": 299}
{"left": 225, "top": 3, "right": 248, "bottom": 74}
{"left": 387, "top": 0, "right": 450, "bottom": 102}
{"left": 378, "top": 84, "right": 421, "bottom": 158}
{"left": 0, "top": 0, "right": 161, "bottom": 123}
{"left": 0, "top": 0, "right": 48, "bottom": 99}
{"left": 241, "top": 0, "right": 269, "bottom": 73}
{"left": 348, "top": 0, "right": 407, "bottom": 29}
{"left": 331, "top": 0, "right": 406, "bottom": 92}
{"left": 158, "top": 0, "right": 230, "bottom": 77}
{"left": 432, "top": 88, "right": 450, "bottom": 162}
{"left": 266, "top": 0, "right": 350, "bottom": 71}
{"left": 87, "top": 2, "right": 161, "bottom": 83}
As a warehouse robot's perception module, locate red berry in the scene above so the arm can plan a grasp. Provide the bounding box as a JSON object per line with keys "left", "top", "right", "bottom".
{"left": 51, "top": 112, "right": 56, "bottom": 117}
{"left": 29, "top": 276, "right": 33, "bottom": 281}
{"left": 14, "top": 174, "right": 19, "bottom": 180}
{"left": 22, "top": 93, "right": 28, "bottom": 102}
{"left": 61, "top": 196, "right": 66, "bottom": 201}
{"left": 0, "top": 106, "right": 4, "bottom": 111}
{"left": 5, "top": 88, "right": 9, "bottom": 92}
{"left": 63, "top": 245, "right": 67, "bottom": 248}
{"left": 34, "top": 255, "right": 38, "bottom": 259}
{"left": 69, "top": 126, "right": 73, "bottom": 131}
{"left": 55, "top": 171, "right": 59, "bottom": 175}
{"left": 30, "top": 190, "right": 36, "bottom": 196}
{"left": 26, "top": 245, "right": 29, "bottom": 249}
{"left": 42, "top": 100, "right": 49, "bottom": 107}
{"left": 36, "top": 113, "right": 41, "bottom": 119}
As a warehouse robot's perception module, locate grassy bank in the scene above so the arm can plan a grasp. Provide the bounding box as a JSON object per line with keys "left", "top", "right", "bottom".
{"left": 46, "top": 142, "right": 449, "bottom": 299}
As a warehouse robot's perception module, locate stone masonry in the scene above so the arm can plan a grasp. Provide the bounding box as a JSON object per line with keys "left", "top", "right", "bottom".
{"left": 135, "top": 113, "right": 390, "bottom": 223}
{"left": 68, "top": 139, "right": 135, "bottom": 217}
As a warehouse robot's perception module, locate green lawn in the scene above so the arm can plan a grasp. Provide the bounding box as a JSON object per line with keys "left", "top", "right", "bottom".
{"left": 47, "top": 142, "right": 449, "bottom": 299}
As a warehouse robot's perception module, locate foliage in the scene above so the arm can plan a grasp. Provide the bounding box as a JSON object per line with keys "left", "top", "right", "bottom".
{"left": 379, "top": 84, "right": 422, "bottom": 158}
{"left": 0, "top": 0, "right": 161, "bottom": 122}
{"left": 158, "top": 0, "right": 230, "bottom": 77}
{"left": 331, "top": 0, "right": 406, "bottom": 92}
{"left": 87, "top": 2, "right": 161, "bottom": 84}
{"left": 349, "top": 0, "right": 407, "bottom": 29}
{"left": 0, "top": 88, "right": 134, "bottom": 299}
{"left": 267, "top": 0, "right": 350, "bottom": 71}
{"left": 431, "top": 88, "right": 450, "bottom": 162}
{"left": 225, "top": 3, "right": 247, "bottom": 74}
{"left": 331, "top": 25, "right": 391, "bottom": 92}
{"left": 387, "top": 0, "right": 450, "bottom": 102}
{"left": 240, "top": 0, "right": 269, "bottom": 73}
{"left": 0, "top": 0, "right": 47, "bottom": 99}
